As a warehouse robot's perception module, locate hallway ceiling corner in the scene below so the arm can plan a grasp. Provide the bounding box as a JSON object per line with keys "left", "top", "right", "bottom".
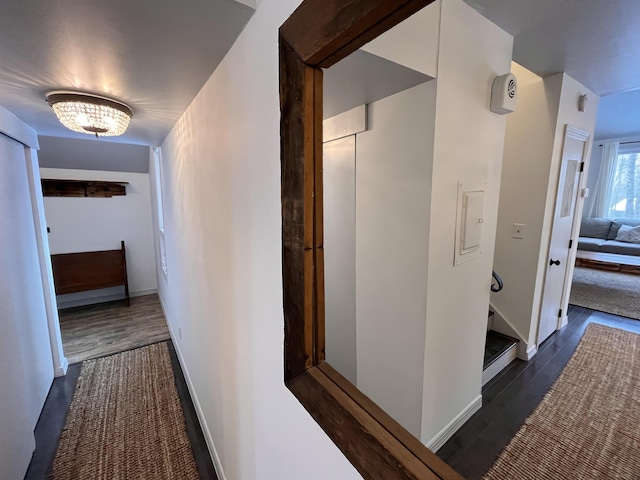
{"left": 0, "top": 0, "right": 254, "bottom": 148}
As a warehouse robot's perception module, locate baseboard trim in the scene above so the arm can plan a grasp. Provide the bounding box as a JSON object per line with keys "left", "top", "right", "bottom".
{"left": 524, "top": 344, "right": 538, "bottom": 361}
{"left": 157, "top": 294, "right": 226, "bottom": 480}
{"left": 57, "top": 288, "right": 158, "bottom": 309}
{"left": 54, "top": 356, "right": 69, "bottom": 377}
{"left": 131, "top": 288, "right": 158, "bottom": 298}
{"left": 426, "top": 395, "right": 482, "bottom": 452}
{"left": 482, "top": 343, "right": 517, "bottom": 386}
{"left": 558, "top": 314, "right": 569, "bottom": 330}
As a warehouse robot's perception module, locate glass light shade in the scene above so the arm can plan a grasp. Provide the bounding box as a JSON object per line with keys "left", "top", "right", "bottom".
{"left": 47, "top": 92, "right": 132, "bottom": 137}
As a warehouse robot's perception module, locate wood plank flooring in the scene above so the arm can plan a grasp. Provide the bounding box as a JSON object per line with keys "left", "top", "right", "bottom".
{"left": 437, "top": 306, "right": 640, "bottom": 479}
{"left": 59, "top": 294, "right": 170, "bottom": 364}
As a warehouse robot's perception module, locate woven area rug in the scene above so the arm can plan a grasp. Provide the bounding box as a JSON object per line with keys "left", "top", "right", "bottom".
{"left": 483, "top": 324, "right": 640, "bottom": 480}
{"left": 50, "top": 342, "right": 199, "bottom": 479}
{"left": 570, "top": 267, "right": 640, "bottom": 320}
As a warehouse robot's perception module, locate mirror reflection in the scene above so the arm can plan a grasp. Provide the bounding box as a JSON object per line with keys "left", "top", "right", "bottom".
{"left": 321, "top": 0, "right": 620, "bottom": 465}
{"left": 323, "top": 44, "right": 434, "bottom": 442}
{"left": 323, "top": 3, "right": 438, "bottom": 441}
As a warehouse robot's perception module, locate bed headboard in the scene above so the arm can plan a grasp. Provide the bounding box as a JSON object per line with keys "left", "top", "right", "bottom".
{"left": 51, "top": 240, "right": 130, "bottom": 306}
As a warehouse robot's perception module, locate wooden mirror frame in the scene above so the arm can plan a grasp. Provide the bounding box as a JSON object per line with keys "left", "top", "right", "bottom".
{"left": 279, "top": 1, "right": 463, "bottom": 479}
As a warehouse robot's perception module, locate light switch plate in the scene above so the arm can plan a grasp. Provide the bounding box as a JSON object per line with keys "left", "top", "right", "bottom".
{"left": 512, "top": 223, "right": 525, "bottom": 239}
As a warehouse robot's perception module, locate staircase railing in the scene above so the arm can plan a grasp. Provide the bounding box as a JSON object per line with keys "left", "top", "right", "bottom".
{"left": 491, "top": 270, "right": 504, "bottom": 293}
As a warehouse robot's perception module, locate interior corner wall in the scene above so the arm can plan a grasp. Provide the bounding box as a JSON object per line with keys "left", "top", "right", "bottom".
{"left": 537, "top": 74, "right": 599, "bottom": 321}
{"left": 360, "top": 0, "right": 441, "bottom": 77}
{"left": 354, "top": 81, "right": 436, "bottom": 438}
{"left": 491, "top": 74, "right": 561, "bottom": 349}
{"left": 40, "top": 168, "right": 157, "bottom": 308}
{"left": 154, "top": 1, "right": 363, "bottom": 478}
{"left": 0, "top": 132, "right": 54, "bottom": 480}
{"left": 492, "top": 73, "right": 599, "bottom": 353}
{"left": 420, "top": 0, "right": 513, "bottom": 445}
{"left": 323, "top": 135, "right": 357, "bottom": 385}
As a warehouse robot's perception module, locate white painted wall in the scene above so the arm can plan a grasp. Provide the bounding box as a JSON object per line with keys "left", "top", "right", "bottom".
{"left": 421, "top": 0, "right": 513, "bottom": 446}
{"left": 0, "top": 132, "right": 54, "bottom": 480}
{"left": 361, "top": 0, "right": 441, "bottom": 77}
{"left": 41, "top": 168, "right": 157, "bottom": 307}
{"left": 153, "top": 1, "right": 363, "bottom": 479}
{"left": 537, "top": 74, "right": 599, "bottom": 326}
{"left": 38, "top": 136, "right": 150, "bottom": 174}
{"left": 355, "top": 81, "right": 436, "bottom": 438}
{"left": 491, "top": 70, "right": 561, "bottom": 352}
{"left": 323, "top": 136, "right": 357, "bottom": 385}
{"left": 492, "top": 72, "right": 598, "bottom": 354}
{"left": 322, "top": 81, "right": 436, "bottom": 438}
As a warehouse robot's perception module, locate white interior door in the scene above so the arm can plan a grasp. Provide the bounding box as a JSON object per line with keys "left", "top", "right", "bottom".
{"left": 538, "top": 126, "right": 589, "bottom": 344}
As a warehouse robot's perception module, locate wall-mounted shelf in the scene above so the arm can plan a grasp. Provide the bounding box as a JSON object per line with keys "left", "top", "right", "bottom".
{"left": 42, "top": 179, "right": 129, "bottom": 198}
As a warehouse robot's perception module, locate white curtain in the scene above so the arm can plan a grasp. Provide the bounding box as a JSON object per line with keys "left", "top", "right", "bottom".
{"left": 588, "top": 141, "right": 618, "bottom": 218}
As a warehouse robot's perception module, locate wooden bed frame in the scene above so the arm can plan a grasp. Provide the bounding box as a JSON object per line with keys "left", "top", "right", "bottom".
{"left": 51, "top": 241, "right": 130, "bottom": 306}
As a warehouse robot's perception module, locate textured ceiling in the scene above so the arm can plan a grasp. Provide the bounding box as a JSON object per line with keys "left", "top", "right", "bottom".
{"left": 0, "top": 0, "right": 254, "bottom": 146}
{"left": 465, "top": 0, "right": 640, "bottom": 96}
{"left": 465, "top": 0, "right": 640, "bottom": 140}
{"left": 4, "top": 0, "right": 639, "bottom": 168}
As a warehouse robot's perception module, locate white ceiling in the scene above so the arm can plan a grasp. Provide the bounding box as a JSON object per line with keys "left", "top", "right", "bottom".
{"left": 324, "top": 50, "right": 431, "bottom": 120}
{"left": 0, "top": 0, "right": 254, "bottom": 147}
{"left": 2, "top": 0, "right": 639, "bottom": 171}
{"left": 465, "top": 0, "right": 640, "bottom": 140}
{"left": 465, "top": 0, "right": 640, "bottom": 96}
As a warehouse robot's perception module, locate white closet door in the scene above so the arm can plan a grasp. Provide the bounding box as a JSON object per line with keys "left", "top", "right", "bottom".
{"left": 0, "top": 132, "right": 54, "bottom": 480}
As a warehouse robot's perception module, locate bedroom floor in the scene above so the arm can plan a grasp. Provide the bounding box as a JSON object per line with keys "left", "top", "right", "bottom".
{"left": 59, "top": 294, "right": 170, "bottom": 364}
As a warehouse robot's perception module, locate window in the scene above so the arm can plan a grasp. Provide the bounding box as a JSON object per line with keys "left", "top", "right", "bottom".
{"left": 152, "top": 147, "right": 168, "bottom": 276}
{"left": 607, "top": 146, "right": 640, "bottom": 219}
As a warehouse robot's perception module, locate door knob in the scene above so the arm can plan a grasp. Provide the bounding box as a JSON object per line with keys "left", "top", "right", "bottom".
{"left": 549, "top": 259, "right": 561, "bottom": 266}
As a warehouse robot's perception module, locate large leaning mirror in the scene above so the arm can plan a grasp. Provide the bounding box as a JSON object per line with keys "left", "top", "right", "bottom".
{"left": 281, "top": 0, "right": 605, "bottom": 478}
{"left": 280, "top": 1, "right": 462, "bottom": 479}
{"left": 322, "top": 30, "right": 435, "bottom": 440}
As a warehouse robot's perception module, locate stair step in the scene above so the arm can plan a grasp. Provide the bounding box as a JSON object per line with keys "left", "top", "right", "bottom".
{"left": 482, "top": 330, "right": 519, "bottom": 386}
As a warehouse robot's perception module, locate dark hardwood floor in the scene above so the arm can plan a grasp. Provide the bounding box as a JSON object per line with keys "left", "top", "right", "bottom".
{"left": 24, "top": 306, "right": 639, "bottom": 480}
{"left": 24, "top": 341, "right": 217, "bottom": 480}
{"left": 437, "top": 306, "right": 640, "bottom": 480}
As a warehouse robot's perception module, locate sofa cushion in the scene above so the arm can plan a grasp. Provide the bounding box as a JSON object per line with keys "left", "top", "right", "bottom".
{"left": 608, "top": 218, "right": 640, "bottom": 239}
{"left": 615, "top": 225, "right": 640, "bottom": 243}
{"left": 577, "top": 237, "right": 607, "bottom": 251}
{"left": 600, "top": 240, "right": 640, "bottom": 256}
{"left": 580, "top": 218, "right": 613, "bottom": 239}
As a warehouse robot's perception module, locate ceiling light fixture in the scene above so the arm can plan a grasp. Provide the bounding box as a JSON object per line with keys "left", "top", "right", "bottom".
{"left": 46, "top": 91, "right": 132, "bottom": 138}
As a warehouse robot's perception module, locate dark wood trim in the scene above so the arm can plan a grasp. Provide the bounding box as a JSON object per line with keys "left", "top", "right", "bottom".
{"left": 288, "top": 365, "right": 441, "bottom": 480}
{"left": 42, "top": 179, "right": 128, "bottom": 198}
{"left": 279, "top": 1, "right": 461, "bottom": 478}
{"left": 318, "top": 363, "right": 464, "bottom": 480}
{"left": 313, "top": 67, "right": 326, "bottom": 364}
{"left": 121, "top": 241, "right": 131, "bottom": 306}
{"left": 280, "top": 0, "right": 435, "bottom": 68}
{"left": 280, "top": 33, "right": 316, "bottom": 381}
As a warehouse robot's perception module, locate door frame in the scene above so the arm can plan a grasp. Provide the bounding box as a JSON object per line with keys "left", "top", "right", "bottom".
{"left": 0, "top": 106, "right": 68, "bottom": 377}
{"left": 540, "top": 124, "right": 591, "bottom": 341}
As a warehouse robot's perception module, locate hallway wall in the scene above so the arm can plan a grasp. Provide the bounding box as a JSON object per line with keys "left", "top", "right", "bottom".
{"left": 153, "top": 1, "right": 362, "bottom": 478}
{"left": 492, "top": 72, "right": 599, "bottom": 355}
{"left": 41, "top": 167, "right": 157, "bottom": 308}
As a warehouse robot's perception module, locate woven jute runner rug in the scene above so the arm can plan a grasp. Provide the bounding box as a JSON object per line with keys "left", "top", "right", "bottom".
{"left": 483, "top": 323, "right": 640, "bottom": 480}
{"left": 50, "top": 342, "right": 199, "bottom": 479}
{"left": 570, "top": 267, "right": 640, "bottom": 321}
